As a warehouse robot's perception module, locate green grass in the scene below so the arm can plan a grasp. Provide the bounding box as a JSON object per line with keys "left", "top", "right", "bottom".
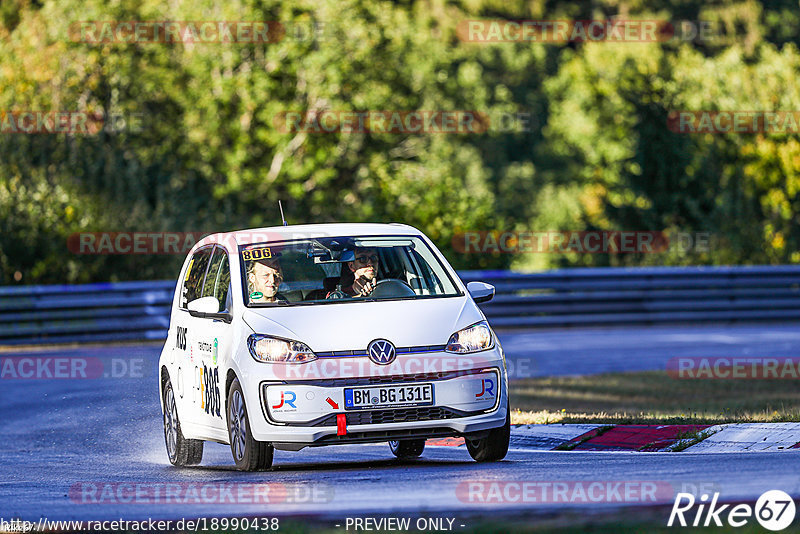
{"left": 666, "top": 427, "right": 719, "bottom": 452}
{"left": 509, "top": 370, "right": 800, "bottom": 425}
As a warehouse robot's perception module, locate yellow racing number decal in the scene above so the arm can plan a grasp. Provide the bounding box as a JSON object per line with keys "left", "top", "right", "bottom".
{"left": 242, "top": 247, "right": 272, "bottom": 262}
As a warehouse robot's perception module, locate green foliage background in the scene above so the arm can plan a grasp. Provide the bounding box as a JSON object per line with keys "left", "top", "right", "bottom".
{"left": 1, "top": 0, "right": 798, "bottom": 284}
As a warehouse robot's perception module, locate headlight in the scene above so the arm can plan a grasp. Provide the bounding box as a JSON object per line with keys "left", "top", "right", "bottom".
{"left": 445, "top": 320, "right": 493, "bottom": 354}
{"left": 247, "top": 334, "right": 317, "bottom": 363}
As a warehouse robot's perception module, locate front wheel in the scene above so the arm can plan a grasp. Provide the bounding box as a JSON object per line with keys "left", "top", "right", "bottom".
{"left": 389, "top": 439, "right": 425, "bottom": 459}
{"left": 163, "top": 380, "right": 203, "bottom": 466}
{"left": 227, "top": 378, "right": 273, "bottom": 471}
{"left": 465, "top": 403, "right": 510, "bottom": 462}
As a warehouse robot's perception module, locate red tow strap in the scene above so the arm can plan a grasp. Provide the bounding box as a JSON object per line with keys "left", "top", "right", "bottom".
{"left": 336, "top": 413, "right": 347, "bottom": 436}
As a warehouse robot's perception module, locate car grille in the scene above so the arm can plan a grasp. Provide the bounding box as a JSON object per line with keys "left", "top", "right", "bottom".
{"left": 314, "top": 344, "right": 447, "bottom": 358}
{"left": 310, "top": 406, "right": 464, "bottom": 427}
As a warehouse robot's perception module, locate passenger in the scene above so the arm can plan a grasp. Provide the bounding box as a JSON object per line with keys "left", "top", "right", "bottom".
{"left": 247, "top": 257, "right": 285, "bottom": 303}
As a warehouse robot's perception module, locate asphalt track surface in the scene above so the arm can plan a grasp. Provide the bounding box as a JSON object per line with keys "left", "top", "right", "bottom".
{"left": 2, "top": 324, "right": 800, "bottom": 524}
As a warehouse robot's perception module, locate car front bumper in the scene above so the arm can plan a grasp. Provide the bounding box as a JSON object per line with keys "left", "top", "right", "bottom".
{"left": 244, "top": 347, "right": 508, "bottom": 447}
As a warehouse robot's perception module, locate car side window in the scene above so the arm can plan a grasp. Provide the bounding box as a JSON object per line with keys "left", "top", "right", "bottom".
{"left": 409, "top": 248, "right": 443, "bottom": 293}
{"left": 202, "top": 247, "right": 231, "bottom": 312}
{"left": 180, "top": 247, "right": 213, "bottom": 309}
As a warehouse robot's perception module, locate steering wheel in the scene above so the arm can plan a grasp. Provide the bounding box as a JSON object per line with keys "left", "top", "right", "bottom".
{"left": 367, "top": 279, "right": 416, "bottom": 298}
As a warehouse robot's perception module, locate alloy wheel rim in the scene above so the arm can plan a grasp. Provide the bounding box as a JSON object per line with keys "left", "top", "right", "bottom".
{"left": 164, "top": 386, "right": 178, "bottom": 460}
{"left": 230, "top": 390, "right": 246, "bottom": 461}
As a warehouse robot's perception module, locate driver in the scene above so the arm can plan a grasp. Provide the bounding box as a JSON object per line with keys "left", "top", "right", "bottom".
{"left": 330, "top": 247, "right": 380, "bottom": 297}
{"left": 247, "top": 257, "right": 285, "bottom": 303}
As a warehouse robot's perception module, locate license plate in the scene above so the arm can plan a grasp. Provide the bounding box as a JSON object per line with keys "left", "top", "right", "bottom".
{"left": 344, "top": 383, "right": 434, "bottom": 410}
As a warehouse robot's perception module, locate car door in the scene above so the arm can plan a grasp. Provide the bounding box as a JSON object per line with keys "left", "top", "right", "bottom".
{"left": 172, "top": 245, "right": 214, "bottom": 433}
{"left": 190, "top": 245, "right": 234, "bottom": 437}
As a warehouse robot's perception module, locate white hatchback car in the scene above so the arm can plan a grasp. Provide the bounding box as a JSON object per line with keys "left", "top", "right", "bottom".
{"left": 159, "top": 223, "right": 509, "bottom": 470}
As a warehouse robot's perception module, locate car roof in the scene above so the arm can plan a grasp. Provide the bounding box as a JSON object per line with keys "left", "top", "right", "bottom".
{"left": 194, "top": 222, "right": 423, "bottom": 251}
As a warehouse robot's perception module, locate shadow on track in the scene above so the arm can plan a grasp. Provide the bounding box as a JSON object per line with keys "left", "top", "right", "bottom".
{"left": 167, "top": 457, "right": 478, "bottom": 474}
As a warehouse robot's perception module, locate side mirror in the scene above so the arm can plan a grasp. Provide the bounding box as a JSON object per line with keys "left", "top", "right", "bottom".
{"left": 187, "top": 296, "right": 232, "bottom": 323}
{"left": 467, "top": 281, "right": 495, "bottom": 304}
{"left": 187, "top": 296, "right": 220, "bottom": 313}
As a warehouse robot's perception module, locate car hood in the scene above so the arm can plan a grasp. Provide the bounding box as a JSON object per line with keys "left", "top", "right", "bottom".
{"left": 241, "top": 296, "right": 482, "bottom": 351}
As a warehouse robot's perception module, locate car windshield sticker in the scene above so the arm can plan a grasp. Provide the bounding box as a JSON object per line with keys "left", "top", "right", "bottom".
{"left": 184, "top": 258, "right": 194, "bottom": 281}
{"left": 242, "top": 247, "right": 271, "bottom": 261}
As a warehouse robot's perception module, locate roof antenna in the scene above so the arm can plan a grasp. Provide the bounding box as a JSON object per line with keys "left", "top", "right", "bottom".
{"left": 278, "top": 200, "right": 288, "bottom": 226}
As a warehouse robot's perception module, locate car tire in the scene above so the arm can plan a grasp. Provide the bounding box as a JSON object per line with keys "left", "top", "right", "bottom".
{"left": 163, "top": 380, "right": 204, "bottom": 466}
{"left": 227, "top": 378, "right": 273, "bottom": 471}
{"left": 465, "top": 402, "right": 510, "bottom": 462}
{"left": 389, "top": 439, "right": 426, "bottom": 459}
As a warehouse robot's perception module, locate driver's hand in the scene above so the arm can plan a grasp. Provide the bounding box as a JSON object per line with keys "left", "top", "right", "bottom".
{"left": 353, "top": 276, "right": 376, "bottom": 296}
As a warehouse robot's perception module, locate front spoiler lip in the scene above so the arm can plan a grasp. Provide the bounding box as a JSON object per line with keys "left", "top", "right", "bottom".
{"left": 270, "top": 412, "right": 505, "bottom": 451}
{"left": 271, "top": 427, "right": 464, "bottom": 451}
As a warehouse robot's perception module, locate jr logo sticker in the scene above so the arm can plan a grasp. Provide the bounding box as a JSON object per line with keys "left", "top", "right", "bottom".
{"left": 272, "top": 391, "right": 297, "bottom": 410}
{"left": 476, "top": 378, "right": 495, "bottom": 398}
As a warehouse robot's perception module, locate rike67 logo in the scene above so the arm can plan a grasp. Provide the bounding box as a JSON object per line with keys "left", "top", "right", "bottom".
{"left": 668, "top": 490, "right": 796, "bottom": 531}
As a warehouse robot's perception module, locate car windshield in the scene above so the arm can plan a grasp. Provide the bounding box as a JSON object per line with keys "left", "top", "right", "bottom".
{"left": 240, "top": 235, "right": 460, "bottom": 306}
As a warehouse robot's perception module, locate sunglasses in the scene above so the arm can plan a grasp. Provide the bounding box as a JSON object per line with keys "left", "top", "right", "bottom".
{"left": 355, "top": 255, "right": 379, "bottom": 264}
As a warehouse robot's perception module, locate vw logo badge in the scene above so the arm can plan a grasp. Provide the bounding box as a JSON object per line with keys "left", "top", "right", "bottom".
{"left": 368, "top": 339, "right": 396, "bottom": 365}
